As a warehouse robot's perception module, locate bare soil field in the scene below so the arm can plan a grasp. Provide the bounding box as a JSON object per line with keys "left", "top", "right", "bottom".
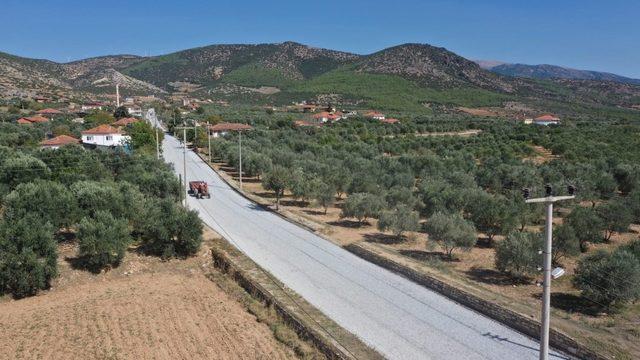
{"left": 0, "top": 232, "right": 296, "bottom": 360}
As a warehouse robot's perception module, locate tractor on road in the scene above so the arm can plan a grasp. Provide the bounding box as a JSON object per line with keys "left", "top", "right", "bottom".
{"left": 188, "top": 181, "right": 211, "bottom": 199}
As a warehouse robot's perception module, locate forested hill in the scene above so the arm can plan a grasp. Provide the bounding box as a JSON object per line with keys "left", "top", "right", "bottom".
{"left": 2, "top": 42, "right": 640, "bottom": 113}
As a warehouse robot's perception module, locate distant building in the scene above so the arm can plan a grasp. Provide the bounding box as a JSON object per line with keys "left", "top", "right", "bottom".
{"left": 81, "top": 102, "right": 106, "bottom": 112}
{"left": 534, "top": 114, "right": 561, "bottom": 126}
{"left": 112, "top": 117, "right": 140, "bottom": 127}
{"left": 209, "top": 123, "right": 253, "bottom": 138}
{"left": 294, "top": 120, "right": 323, "bottom": 128}
{"left": 16, "top": 115, "right": 49, "bottom": 124}
{"left": 40, "top": 135, "right": 81, "bottom": 150}
{"left": 365, "top": 111, "right": 386, "bottom": 120}
{"left": 81, "top": 124, "right": 130, "bottom": 147}
{"left": 313, "top": 111, "right": 343, "bottom": 123}
{"left": 126, "top": 105, "right": 143, "bottom": 118}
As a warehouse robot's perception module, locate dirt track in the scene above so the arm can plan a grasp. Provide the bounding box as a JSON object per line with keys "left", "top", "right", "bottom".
{"left": 0, "top": 241, "right": 295, "bottom": 360}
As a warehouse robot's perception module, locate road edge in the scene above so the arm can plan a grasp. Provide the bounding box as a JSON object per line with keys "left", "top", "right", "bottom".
{"left": 210, "top": 238, "right": 384, "bottom": 360}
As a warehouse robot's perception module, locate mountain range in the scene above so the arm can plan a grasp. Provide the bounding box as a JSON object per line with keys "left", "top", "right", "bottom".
{"left": 477, "top": 61, "right": 640, "bottom": 86}
{"left": 1, "top": 42, "right": 639, "bottom": 114}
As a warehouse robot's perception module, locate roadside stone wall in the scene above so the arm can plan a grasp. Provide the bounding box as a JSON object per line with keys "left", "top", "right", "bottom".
{"left": 344, "top": 243, "right": 609, "bottom": 360}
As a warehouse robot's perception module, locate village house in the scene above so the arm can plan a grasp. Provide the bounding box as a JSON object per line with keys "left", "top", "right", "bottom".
{"left": 81, "top": 124, "right": 130, "bottom": 147}
{"left": 36, "top": 108, "right": 64, "bottom": 120}
{"left": 534, "top": 114, "right": 561, "bottom": 126}
{"left": 209, "top": 123, "right": 253, "bottom": 138}
{"left": 112, "top": 117, "right": 140, "bottom": 127}
{"left": 365, "top": 111, "right": 386, "bottom": 120}
{"left": 294, "top": 120, "right": 323, "bottom": 128}
{"left": 126, "top": 105, "right": 143, "bottom": 118}
{"left": 39, "top": 135, "right": 81, "bottom": 150}
{"left": 312, "top": 111, "right": 343, "bottom": 123}
{"left": 81, "top": 102, "right": 106, "bottom": 112}
{"left": 16, "top": 115, "right": 49, "bottom": 125}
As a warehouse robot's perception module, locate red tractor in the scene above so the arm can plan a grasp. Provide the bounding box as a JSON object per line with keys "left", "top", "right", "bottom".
{"left": 188, "top": 181, "right": 211, "bottom": 199}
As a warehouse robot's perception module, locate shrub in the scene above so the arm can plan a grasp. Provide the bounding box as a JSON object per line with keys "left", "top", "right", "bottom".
{"left": 0, "top": 215, "right": 57, "bottom": 298}
{"left": 140, "top": 199, "right": 203, "bottom": 259}
{"left": 573, "top": 250, "right": 640, "bottom": 311}
{"left": 377, "top": 205, "right": 420, "bottom": 239}
{"left": 552, "top": 223, "right": 580, "bottom": 265}
{"left": 566, "top": 206, "right": 604, "bottom": 251}
{"left": 425, "top": 212, "right": 477, "bottom": 259}
{"left": 340, "top": 193, "right": 385, "bottom": 224}
{"left": 77, "top": 211, "right": 131, "bottom": 271}
{"left": 597, "top": 199, "right": 633, "bottom": 242}
{"left": 495, "top": 232, "right": 541, "bottom": 280}
{"left": 3, "top": 180, "right": 78, "bottom": 230}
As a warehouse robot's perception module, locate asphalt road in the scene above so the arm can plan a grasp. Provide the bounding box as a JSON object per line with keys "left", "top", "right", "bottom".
{"left": 159, "top": 129, "right": 570, "bottom": 360}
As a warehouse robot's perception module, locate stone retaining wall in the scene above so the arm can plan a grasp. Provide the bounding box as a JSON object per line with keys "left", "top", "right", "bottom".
{"left": 344, "top": 243, "right": 608, "bottom": 360}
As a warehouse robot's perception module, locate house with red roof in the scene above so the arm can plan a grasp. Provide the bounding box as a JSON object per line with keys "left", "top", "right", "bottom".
{"left": 364, "top": 111, "right": 386, "bottom": 120}
{"left": 209, "top": 123, "right": 253, "bottom": 138}
{"left": 81, "top": 124, "right": 130, "bottom": 147}
{"left": 36, "top": 108, "right": 63, "bottom": 115}
{"left": 112, "top": 117, "right": 140, "bottom": 127}
{"left": 313, "top": 111, "right": 343, "bottom": 123}
{"left": 16, "top": 115, "right": 50, "bottom": 125}
{"left": 534, "top": 114, "right": 560, "bottom": 126}
{"left": 40, "top": 135, "right": 81, "bottom": 150}
{"left": 381, "top": 118, "right": 400, "bottom": 124}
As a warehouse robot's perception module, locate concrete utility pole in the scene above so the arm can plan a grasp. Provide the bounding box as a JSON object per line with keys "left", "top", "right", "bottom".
{"left": 174, "top": 125, "right": 191, "bottom": 208}
{"left": 155, "top": 127, "right": 160, "bottom": 160}
{"left": 238, "top": 130, "right": 243, "bottom": 190}
{"left": 524, "top": 185, "right": 575, "bottom": 360}
{"left": 116, "top": 84, "right": 120, "bottom": 107}
{"left": 207, "top": 125, "right": 212, "bottom": 163}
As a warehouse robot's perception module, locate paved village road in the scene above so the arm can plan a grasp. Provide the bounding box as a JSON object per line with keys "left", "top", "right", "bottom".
{"left": 160, "top": 131, "right": 570, "bottom": 360}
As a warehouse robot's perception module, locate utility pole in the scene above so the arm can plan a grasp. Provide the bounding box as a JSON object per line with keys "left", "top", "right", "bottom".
{"left": 524, "top": 185, "right": 575, "bottom": 360}
{"left": 174, "top": 125, "right": 190, "bottom": 208}
{"left": 155, "top": 127, "right": 160, "bottom": 160}
{"left": 207, "top": 124, "right": 212, "bottom": 163}
{"left": 238, "top": 130, "right": 243, "bottom": 190}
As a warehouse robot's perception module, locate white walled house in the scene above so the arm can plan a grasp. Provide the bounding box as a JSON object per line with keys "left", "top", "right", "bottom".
{"left": 126, "top": 106, "right": 143, "bottom": 117}
{"left": 81, "top": 125, "right": 130, "bottom": 147}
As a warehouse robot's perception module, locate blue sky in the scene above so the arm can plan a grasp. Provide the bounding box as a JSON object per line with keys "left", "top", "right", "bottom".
{"left": 2, "top": 0, "right": 639, "bottom": 78}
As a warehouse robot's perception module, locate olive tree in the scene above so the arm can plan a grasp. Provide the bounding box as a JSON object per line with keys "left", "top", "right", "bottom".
{"left": 262, "top": 165, "right": 290, "bottom": 210}
{"left": 566, "top": 206, "right": 605, "bottom": 252}
{"left": 552, "top": 223, "right": 580, "bottom": 265}
{"left": 77, "top": 211, "right": 131, "bottom": 271}
{"left": 3, "top": 180, "right": 78, "bottom": 230}
{"left": 495, "top": 232, "right": 542, "bottom": 280}
{"left": 597, "top": 199, "right": 633, "bottom": 242}
{"left": 340, "top": 193, "right": 385, "bottom": 224}
{"left": 573, "top": 249, "right": 640, "bottom": 311}
{"left": 0, "top": 215, "right": 57, "bottom": 298}
{"left": 377, "top": 205, "right": 420, "bottom": 239}
{"left": 425, "top": 212, "right": 477, "bottom": 259}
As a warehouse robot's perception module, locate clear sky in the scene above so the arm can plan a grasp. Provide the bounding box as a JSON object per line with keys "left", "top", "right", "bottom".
{"left": 2, "top": 0, "right": 639, "bottom": 78}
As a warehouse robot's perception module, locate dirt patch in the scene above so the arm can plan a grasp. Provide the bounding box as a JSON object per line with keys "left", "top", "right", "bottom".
{"left": 0, "top": 235, "right": 296, "bottom": 360}
{"left": 525, "top": 145, "right": 558, "bottom": 165}
{"left": 457, "top": 107, "right": 498, "bottom": 117}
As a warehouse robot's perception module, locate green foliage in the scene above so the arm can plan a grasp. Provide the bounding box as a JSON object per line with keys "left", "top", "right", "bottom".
{"left": 222, "top": 63, "right": 296, "bottom": 88}
{"left": 341, "top": 193, "right": 385, "bottom": 224}
{"left": 495, "top": 232, "right": 542, "bottom": 280}
{"left": 0, "top": 153, "right": 50, "bottom": 188}
{"left": 140, "top": 199, "right": 203, "bottom": 259}
{"left": 310, "top": 179, "right": 335, "bottom": 214}
{"left": 113, "top": 106, "right": 130, "bottom": 119}
{"left": 566, "top": 206, "right": 605, "bottom": 251}
{"left": 378, "top": 205, "right": 420, "bottom": 239}
{"left": 597, "top": 198, "right": 633, "bottom": 242}
{"left": 3, "top": 180, "right": 78, "bottom": 230}
{"left": 84, "top": 110, "right": 115, "bottom": 126}
{"left": 573, "top": 249, "right": 640, "bottom": 311}
{"left": 466, "top": 192, "right": 516, "bottom": 241}
{"left": 262, "top": 165, "right": 290, "bottom": 209}
{"left": 127, "top": 121, "right": 163, "bottom": 154}
{"left": 0, "top": 215, "right": 57, "bottom": 298}
{"left": 425, "top": 212, "right": 476, "bottom": 258}
{"left": 77, "top": 211, "right": 131, "bottom": 271}
{"left": 552, "top": 223, "right": 580, "bottom": 265}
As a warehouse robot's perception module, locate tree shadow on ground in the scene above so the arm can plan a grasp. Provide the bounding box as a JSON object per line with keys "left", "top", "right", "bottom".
{"left": 466, "top": 267, "right": 531, "bottom": 286}
{"left": 399, "top": 249, "right": 458, "bottom": 262}
{"left": 363, "top": 233, "right": 404, "bottom": 245}
{"left": 280, "top": 199, "right": 309, "bottom": 207}
{"left": 56, "top": 230, "right": 76, "bottom": 244}
{"left": 303, "top": 209, "right": 326, "bottom": 216}
{"left": 328, "top": 219, "right": 369, "bottom": 228}
{"left": 531, "top": 292, "right": 603, "bottom": 316}
{"left": 64, "top": 256, "right": 115, "bottom": 274}
{"left": 255, "top": 191, "right": 277, "bottom": 199}
{"left": 475, "top": 237, "right": 494, "bottom": 249}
